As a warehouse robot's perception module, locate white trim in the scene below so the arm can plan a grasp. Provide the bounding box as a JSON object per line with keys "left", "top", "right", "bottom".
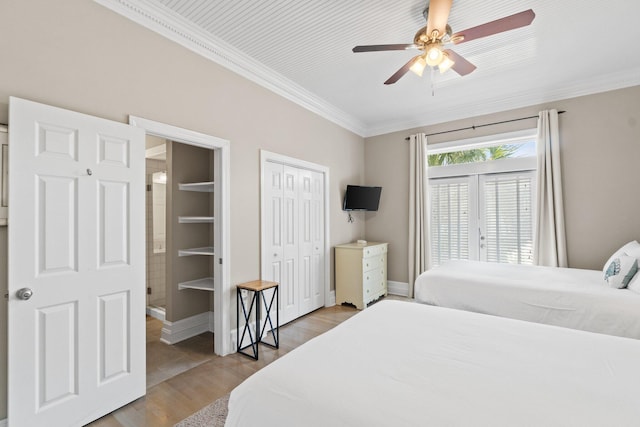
{"left": 209, "top": 311, "right": 215, "bottom": 332}
{"left": 427, "top": 128, "right": 537, "bottom": 179}
{"left": 94, "top": 0, "right": 367, "bottom": 137}
{"left": 427, "top": 129, "right": 537, "bottom": 154}
{"left": 160, "top": 311, "right": 213, "bottom": 345}
{"left": 145, "top": 144, "right": 166, "bottom": 160}
{"left": 327, "top": 290, "right": 336, "bottom": 307}
{"left": 0, "top": 418, "right": 6, "bottom": 427}
{"left": 146, "top": 305, "right": 166, "bottom": 321}
{"left": 429, "top": 156, "right": 537, "bottom": 179}
{"left": 129, "top": 115, "right": 232, "bottom": 356}
{"left": 387, "top": 281, "right": 411, "bottom": 298}
{"left": 259, "top": 150, "right": 332, "bottom": 312}
{"left": 364, "top": 67, "right": 640, "bottom": 137}
{"left": 93, "top": 1, "right": 640, "bottom": 138}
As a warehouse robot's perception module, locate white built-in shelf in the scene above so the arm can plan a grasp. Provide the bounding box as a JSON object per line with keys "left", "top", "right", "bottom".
{"left": 178, "top": 182, "right": 214, "bottom": 192}
{"left": 178, "top": 277, "right": 215, "bottom": 291}
{"left": 178, "top": 246, "right": 215, "bottom": 257}
{"left": 178, "top": 216, "right": 215, "bottom": 223}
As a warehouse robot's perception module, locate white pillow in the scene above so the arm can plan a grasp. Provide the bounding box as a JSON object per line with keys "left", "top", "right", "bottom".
{"left": 603, "top": 241, "right": 640, "bottom": 273}
{"left": 603, "top": 255, "right": 639, "bottom": 289}
{"left": 628, "top": 273, "right": 640, "bottom": 293}
{"left": 624, "top": 243, "right": 640, "bottom": 293}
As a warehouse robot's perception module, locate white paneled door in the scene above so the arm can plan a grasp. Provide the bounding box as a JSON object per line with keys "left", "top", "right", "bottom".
{"left": 7, "top": 98, "right": 145, "bottom": 427}
{"left": 262, "top": 159, "right": 325, "bottom": 325}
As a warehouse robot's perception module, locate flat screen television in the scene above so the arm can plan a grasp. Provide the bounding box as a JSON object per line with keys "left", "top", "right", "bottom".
{"left": 343, "top": 185, "right": 382, "bottom": 211}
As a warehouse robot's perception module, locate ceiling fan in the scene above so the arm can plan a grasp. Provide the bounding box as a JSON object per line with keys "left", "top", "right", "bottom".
{"left": 353, "top": 0, "right": 535, "bottom": 84}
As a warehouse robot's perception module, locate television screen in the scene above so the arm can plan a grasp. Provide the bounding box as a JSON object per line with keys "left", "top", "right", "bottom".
{"left": 343, "top": 185, "right": 382, "bottom": 211}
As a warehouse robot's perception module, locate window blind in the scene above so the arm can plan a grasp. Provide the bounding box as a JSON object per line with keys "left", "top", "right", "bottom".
{"left": 430, "top": 179, "right": 470, "bottom": 267}
{"left": 481, "top": 172, "right": 534, "bottom": 264}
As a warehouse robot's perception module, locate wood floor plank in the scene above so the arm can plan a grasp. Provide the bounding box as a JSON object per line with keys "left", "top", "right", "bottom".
{"left": 87, "top": 302, "right": 366, "bottom": 426}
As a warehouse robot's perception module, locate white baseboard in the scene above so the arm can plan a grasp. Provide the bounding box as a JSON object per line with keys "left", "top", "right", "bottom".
{"left": 0, "top": 418, "right": 7, "bottom": 427}
{"left": 387, "top": 281, "right": 411, "bottom": 297}
{"left": 325, "top": 290, "right": 336, "bottom": 307}
{"left": 146, "top": 305, "right": 166, "bottom": 321}
{"left": 160, "top": 311, "right": 214, "bottom": 345}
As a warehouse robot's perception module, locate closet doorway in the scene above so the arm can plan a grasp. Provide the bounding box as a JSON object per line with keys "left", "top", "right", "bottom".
{"left": 145, "top": 135, "right": 168, "bottom": 320}
{"left": 131, "top": 116, "right": 232, "bottom": 356}
{"left": 260, "top": 150, "right": 330, "bottom": 325}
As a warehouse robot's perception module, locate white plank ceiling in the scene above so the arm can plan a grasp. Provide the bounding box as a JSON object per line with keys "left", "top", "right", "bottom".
{"left": 100, "top": 0, "right": 640, "bottom": 136}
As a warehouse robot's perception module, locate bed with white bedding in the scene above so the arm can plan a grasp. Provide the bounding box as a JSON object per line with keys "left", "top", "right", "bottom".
{"left": 226, "top": 300, "right": 640, "bottom": 426}
{"left": 413, "top": 260, "right": 640, "bottom": 339}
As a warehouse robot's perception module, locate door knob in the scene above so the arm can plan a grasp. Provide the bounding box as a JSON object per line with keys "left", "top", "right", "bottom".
{"left": 16, "top": 288, "right": 33, "bottom": 300}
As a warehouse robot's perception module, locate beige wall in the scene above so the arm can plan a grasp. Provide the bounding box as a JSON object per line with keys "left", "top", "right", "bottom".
{"left": 365, "top": 85, "right": 640, "bottom": 284}
{"left": 0, "top": 0, "right": 365, "bottom": 419}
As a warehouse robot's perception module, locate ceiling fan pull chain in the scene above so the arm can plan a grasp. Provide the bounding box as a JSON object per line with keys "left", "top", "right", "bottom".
{"left": 431, "top": 67, "right": 436, "bottom": 96}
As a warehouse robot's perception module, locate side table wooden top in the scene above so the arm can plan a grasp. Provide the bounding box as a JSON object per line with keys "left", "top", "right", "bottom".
{"left": 237, "top": 280, "right": 279, "bottom": 292}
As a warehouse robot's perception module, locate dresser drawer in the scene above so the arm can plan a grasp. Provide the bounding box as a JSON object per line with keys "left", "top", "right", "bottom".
{"left": 362, "top": 253, "right": 385, "bottom": 273}
{"left": 363, "top": 244, "right": 387, "bottom": 258}
{"left": 364, "top": 267, "right": 385, "bottom": 296}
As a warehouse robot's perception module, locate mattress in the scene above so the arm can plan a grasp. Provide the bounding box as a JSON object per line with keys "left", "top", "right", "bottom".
{"left": 226, "top": 300, "right": 640, "bottom": 426}
{"left": 414, "top": 260, "right": 640, "bottom": 339}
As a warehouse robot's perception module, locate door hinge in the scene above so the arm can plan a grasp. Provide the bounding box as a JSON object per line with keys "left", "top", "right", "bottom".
{"left": 146, "top": 184, "right": 152, "bottom": 192}
{"left": 147, "top": 287, "right": 152, "bottom": 295}
{"left": 219, "top": 258, "right": 222, "bottom": 265}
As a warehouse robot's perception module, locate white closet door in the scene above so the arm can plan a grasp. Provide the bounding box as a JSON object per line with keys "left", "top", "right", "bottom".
{"left": 263, "top": 161, "right": 285, "bottom": 311}
{"left": 298, "top": 168, "right": 314, "bottom": 315}
{"left": 310, "top": 170, "right": 325, "bottom": 310}
{"left": 281, "top": 165, "right": 300, "bottom": 323}
{"left": 262, "top": 158, "right": 325, "bottom": 325}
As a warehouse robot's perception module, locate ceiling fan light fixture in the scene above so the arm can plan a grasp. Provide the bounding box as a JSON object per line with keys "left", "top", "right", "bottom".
{"left": 424, "top": 43, "right": 444, "bottom": 66}
{"left": 438, "top": 53, "right": 455, "bottom": 73}
{"left": 410, "top": 55, "right": 427, "bottom": 77}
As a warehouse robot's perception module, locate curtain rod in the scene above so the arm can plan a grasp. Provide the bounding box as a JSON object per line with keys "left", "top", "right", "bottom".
{"left": 404, "top": 110, "right": 566, "bottom": 140}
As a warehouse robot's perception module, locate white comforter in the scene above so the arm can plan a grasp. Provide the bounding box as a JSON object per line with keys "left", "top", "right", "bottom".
{"left": 226, "top": 300, "right": 640, "bottom": 426}
{"left": 414, "top": 260, "right": 640, "bottom": 339}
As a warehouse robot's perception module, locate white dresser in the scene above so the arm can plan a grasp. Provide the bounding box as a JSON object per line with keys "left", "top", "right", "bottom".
{"left": 335, "top": 242, "right": 387, "bottom": 309}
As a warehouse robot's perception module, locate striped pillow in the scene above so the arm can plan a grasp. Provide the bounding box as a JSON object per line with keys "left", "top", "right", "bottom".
{"left": 604, "top": 255, "right": 639, "bottom": 289}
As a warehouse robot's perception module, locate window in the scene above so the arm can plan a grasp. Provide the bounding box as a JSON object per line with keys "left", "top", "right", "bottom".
{"left": 480, "top": 172, "right": 534, "bottom": 264}
{"left": 428, "top": 130, "right": 536, "bottom": 267}
{"left": 430, "top": 177, "right": 472, "bottom": 266}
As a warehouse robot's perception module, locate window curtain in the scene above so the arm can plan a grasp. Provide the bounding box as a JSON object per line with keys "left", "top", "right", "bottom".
{"left": 533, "top": 109, "right": 568, "bottom": 267}
{"left": 408, "top": 133, "right": 431, "bottom": 296}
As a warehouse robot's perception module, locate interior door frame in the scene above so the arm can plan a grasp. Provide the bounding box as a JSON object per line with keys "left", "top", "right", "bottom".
{"left": 260, "top": 150, "right": 332, "bottom": 308}
{"left": 129, "top": 116, "right": 232, "bottom": 356}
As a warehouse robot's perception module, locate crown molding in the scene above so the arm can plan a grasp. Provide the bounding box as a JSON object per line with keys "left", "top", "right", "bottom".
{"left": 94, "top": 0, "right": 640, "bottom": 139}
{"left": 364, "top": 66, "right": 640, "bottom": 137}
{"left": 93, "top": 0, "right": 368, "bottom": 136}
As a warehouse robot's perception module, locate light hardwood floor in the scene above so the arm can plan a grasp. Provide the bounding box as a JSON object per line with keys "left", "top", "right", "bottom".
{"left": 88, "top": 302, "right": 366, "bottom": 426}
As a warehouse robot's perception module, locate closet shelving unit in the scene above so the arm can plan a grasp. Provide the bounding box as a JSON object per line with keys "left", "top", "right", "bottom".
{"left": 177, "top": 180, "right": 215, "bottom": 292}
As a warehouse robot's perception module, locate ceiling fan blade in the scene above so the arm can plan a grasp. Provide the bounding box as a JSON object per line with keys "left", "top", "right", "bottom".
{"left": 452, "top": 9, "right": 535, "bottom": 45}
{"left": 353, "top": 44, "right": 418, "bottom": 53}
{"left": 384, "top": 55, "right": 421, "bottom": 85}
{"left": 426, "top": 0, "right": 453, "bottom": 37}
{"left": 444, "top": 49, "right": 476, "bottom": 76}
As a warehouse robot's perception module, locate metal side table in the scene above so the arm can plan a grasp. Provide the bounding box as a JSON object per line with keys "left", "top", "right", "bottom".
{"left": 236, "top": 280, "right": 279, "bottom": 360}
